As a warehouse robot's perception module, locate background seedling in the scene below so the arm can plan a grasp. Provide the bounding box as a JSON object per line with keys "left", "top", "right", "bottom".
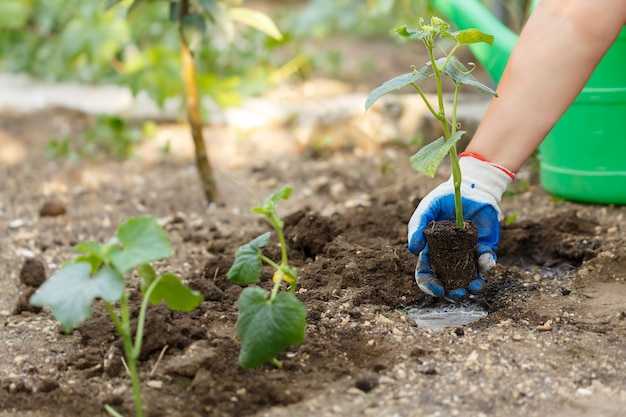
{"left": 227, "top": 186, "right": 307, "bottom": 370}
{"left": 30, "top": 216, "right": 203, "bottom": 417}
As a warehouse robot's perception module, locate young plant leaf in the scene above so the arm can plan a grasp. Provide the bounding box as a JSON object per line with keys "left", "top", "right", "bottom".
{"left": 410, "top": 131, "right": 466, "bottom": 177}
{"left": 228, "top": 7, "right": 283, "bottom": 40}
{"left": 137, "top": 263, "right": 157, "bottom": 287}
{"left": 236, "top": 287, "right": 307, "bottom": 369}
{"left": 439, "top": 57, "right": 497, "bottom": 96}
{"left": 392, "top": 25, "right": 433, "bottom": 40}
{"left": 365, "top": 67, "right": 430, "bottom": 111}
{"left": 144, "top": 272, "right": 203, "bottom": 311}
{"left": 109, "top": 216, "right": 173, "bottom": 274}
{"left": 227, "top": 232, "right": 271, "bottom": 284}
{"left": 262, "top": 185, "right": 292, "bottom": 210}
{"left": 443, "top": 28, "right": 494, "bottom": 45}
{"left": 30, "top": 263, "right": 125, "bottom": 333}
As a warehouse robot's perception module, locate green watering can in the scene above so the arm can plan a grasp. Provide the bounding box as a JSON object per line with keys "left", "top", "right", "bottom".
{"left": 430, "top": 0, "right": 626, "bottom": 204}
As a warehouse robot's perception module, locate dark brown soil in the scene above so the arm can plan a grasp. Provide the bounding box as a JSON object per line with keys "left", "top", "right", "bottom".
{"left": 424, "top": 220, "right": 478, "bottom": 292}
{"left": 1, "top": 104, "right": 626, "bottom": 417}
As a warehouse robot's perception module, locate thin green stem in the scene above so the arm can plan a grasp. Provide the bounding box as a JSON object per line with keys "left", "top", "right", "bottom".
{"left": 450, "top": 146, "right": 464, "bottom": 229}
{"left": 410, "top": 83, "right": 440, "bottom": 120}
{"left": 264, "top": 210, "right": 296, "bottom": 300}
{"left": 451, "top": 84, "right": 461, "bottom": 135}
{"left": 450, "top": 84, "right": 464, "bottom": 229}
{"left": 133, "top": 275, "right": 163, "bottom": 359}
{"left": 426, "top": 40, "right": 450, "bottom": 140}
{"left": 116, "top": 293, "right": 144, "bottom": 417}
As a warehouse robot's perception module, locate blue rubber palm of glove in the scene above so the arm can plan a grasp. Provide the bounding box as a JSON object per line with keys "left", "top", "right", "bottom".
{"left": 408, "top": 193, "right": 500, "bottom": 301}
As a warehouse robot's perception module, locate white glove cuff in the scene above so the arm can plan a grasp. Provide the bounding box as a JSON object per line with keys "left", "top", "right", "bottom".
{"left": 450, "top": 153, "right": 515, "bottom": 219}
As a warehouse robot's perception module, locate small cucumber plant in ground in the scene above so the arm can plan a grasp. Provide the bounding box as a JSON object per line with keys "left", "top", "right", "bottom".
{"left": 30, "top": 216, "right": 203, "bottom": 417}
{"left": 227, "top": 186, "right": 307, "bottom": 370}
{"left": 365, "top": 17, "right": 497, "bottom": 292}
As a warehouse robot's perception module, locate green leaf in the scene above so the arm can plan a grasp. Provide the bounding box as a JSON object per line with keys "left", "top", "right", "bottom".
{"left": 227, "top": 232, "right": 271, "bottom": 284}
{"left": 410, "top": 131, "right": 466, "bottom": 177}
{"left": 137, "top": 263, "right": 157, "bottom": 288}
{"left": 182, "top": 13, "right": 206, "bottom": 51}
{"left": 439, "top": 56, "right": 497, "bottom": 96}
{"left": 109, "top": 216, "right": 172, "bottom": 274}
{"left": 443, "top": 28, "right": 494, "bottom": 45}
{"left": 236, "top": 287, "right": 306, "bottom": 369}
{"left": 263, "top": 186, "right": 292, "bottom": 210}
{"left": 30, "top": 263, "right": 125, "bottom": 333}
{"left": 228, "top": 7, "right": 283, "bottom": 40}
{"left": 74, "top": 241, "right": 106, "bottom": 258}
{"left": 145, "top": 273, "right": 203, "bottom": 311}
{"left": 0, "top": 1, "right": 29, "bottom": 28}
{"left": 392, "top": 25, "right": 433, "bottom": 40}
{"left": 365, "top": 67, "right": 430, "bottom": 111}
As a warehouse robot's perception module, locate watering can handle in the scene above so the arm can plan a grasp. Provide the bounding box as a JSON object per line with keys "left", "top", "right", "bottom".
{"left": 428, "top": 0, "right": 527, "bottom": 83}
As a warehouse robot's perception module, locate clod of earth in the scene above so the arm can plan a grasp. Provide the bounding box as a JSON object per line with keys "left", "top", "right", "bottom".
{"left": 424, "top": 220, "right": 478, "bottom": 292}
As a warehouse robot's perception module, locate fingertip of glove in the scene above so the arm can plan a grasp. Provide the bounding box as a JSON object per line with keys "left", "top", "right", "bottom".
{"left": 468, "top": 277, "right": 486, "bottom": 294}
{"left": 446, "top": 288, "right": 468, "bottom": 302}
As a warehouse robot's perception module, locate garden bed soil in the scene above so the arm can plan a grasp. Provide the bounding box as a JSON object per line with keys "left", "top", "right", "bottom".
{"left": 1, "top": 107, "right": 626, "bottom": 417}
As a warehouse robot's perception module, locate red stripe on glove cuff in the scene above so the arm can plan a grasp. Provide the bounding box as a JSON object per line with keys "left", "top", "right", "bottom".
{"left": 459, "top": 152, "right": 516, "bottom": 180}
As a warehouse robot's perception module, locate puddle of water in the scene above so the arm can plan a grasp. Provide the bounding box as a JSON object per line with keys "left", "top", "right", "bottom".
{"left": 406, "top": 301, "right": 488, "bottom": 330}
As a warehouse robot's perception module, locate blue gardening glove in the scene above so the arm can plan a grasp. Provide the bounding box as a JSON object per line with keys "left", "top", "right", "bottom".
{"left": 408, "top": 153, "right": 515, "bottom": 301}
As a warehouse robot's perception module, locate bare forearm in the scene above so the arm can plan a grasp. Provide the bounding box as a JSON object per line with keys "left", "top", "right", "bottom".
{"left": 466, "top": 0, "right": 626, "bottom": 172}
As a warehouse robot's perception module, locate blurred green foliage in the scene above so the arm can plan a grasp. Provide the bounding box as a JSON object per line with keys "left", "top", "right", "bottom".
{"left": 45, "top": 115, "right": 155, "bottom": 161}
{"left": 0, "top": 0, "right": 526, "bottom": 108}
{"left": 0, "top": 0, "right": 435, "bottom": 106}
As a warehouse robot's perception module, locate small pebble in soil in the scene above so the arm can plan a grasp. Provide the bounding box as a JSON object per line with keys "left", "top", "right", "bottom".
{"left": 354, "top": 375, "right": 379, "bottom": 393}
{"left": 39, "top": 200, "right": 66, "bottom": 217}
{"left": 19, "top": 258, "right": 47, "bottom": 288}
{"left": 536, "top": 320, "right": 553, "bottom": 332}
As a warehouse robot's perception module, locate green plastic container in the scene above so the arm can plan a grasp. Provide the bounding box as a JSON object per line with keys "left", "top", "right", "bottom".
{"left": 539, "top": 27, "right": 626, "bottom": 204}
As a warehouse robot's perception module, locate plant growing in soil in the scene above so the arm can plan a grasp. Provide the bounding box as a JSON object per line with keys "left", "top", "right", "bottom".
{"left": 30, "top": 216, "right": 203, "bottom": 417}
{"left": 365, "top": 16, "right": 497, "bottom": 292}
{"left": 227, "top": 186, "right": 307, "bottom": 370}
{"left": 105, "top": 0, "right": 283, "bottom": 203}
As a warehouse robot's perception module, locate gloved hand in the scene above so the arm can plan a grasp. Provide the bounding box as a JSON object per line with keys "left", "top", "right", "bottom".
{"left": 408, "top": 152, "right": 515, "bottom": 301}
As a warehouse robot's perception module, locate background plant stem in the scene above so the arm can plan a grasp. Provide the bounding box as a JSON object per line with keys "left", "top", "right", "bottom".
{"left": 179, "top": 0, "right": 218, "bottom": 203}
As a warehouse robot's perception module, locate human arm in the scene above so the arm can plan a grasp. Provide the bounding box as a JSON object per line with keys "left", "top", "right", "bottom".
{"left": 466, "top": 0, "right": 626, "bottom": 172}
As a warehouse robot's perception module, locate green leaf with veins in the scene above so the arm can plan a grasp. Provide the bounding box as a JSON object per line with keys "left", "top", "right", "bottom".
{"left": 365, "top": 67, "right": 430, "bottom": 111}
{"left": 144, "top": 272, "right": 203, "bottom": 311}
{"left": 109, "top": 216, "right": 172, "bottom": 274}
{"left": 227, "top": 232, "right": 271, "bottom": 284}
{"left": 254, "top": 185, "right": 292, "bottom": 215}
{"left": 438, "top": 56, "right": 497, "bottom": 96}
{"left": 236, "top": 287, "right": 306, "bottom": 369}
{"left": 410, "top": 131, "right": 466, "bottom": 177}
{"left": 443, "top": 28, "right": 494, "bottom": 45}
{"left": 30, "top": 263, "right": 125, "bottom": 333}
